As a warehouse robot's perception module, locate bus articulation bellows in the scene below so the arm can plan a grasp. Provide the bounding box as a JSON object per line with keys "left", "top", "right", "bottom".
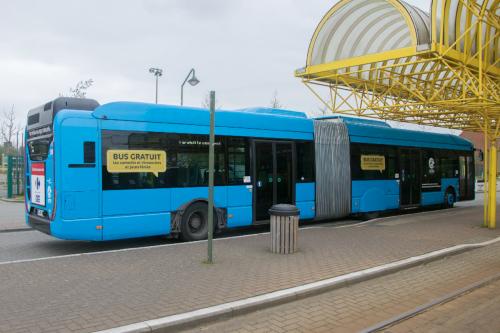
{"left": 25, "top": 98, "right": 475, "bottom": 241}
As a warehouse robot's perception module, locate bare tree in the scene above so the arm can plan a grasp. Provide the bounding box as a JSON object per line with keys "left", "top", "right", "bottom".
{"left": 70, "top": 79, "right": 94, "bottom": 98}
{"left": 60, "top": 79, "right": 94, "bottom": 98}
{"left": 201, "top": 91, "right": 221, "bottom": 109}
{"left": 1, "top": 105, "right": 18, "bottom": 146}
{"left": 270, "top": 90, "right": 283, "bottom": 109}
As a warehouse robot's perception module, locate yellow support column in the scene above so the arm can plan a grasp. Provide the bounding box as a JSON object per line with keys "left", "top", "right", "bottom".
{"left": 484, "top": 131, "right": 489, "bottom": 227}
{"left": 488, "top": 142, "right": 497, "bottom": 229}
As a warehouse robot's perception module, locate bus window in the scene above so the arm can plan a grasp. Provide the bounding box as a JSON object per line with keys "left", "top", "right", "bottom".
{"left": 28, "top": 139, "right": 50, "bottom": 161}
{"left": 350, "top": 143, "right": 396, "bottom": 180}
{"left": 176, "top": 134, "right": 226, "bottom": 186}
{"left": 227, "top": 137, "right": 250, "bottom": 184}
{"left": 296, "top": 141, "right": 314, "bottom": 182}
{"left": 102, "top": 130, "right": 226, "bottom": 190}
{"left": 439, "top": 152, "right": 459, "bottom": 178}
{"left": 422, "top": 150, "right": 440, "bottom": 185}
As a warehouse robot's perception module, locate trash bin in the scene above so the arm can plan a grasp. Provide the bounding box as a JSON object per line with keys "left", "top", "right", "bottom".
{"left": 269, "top": 204, "right": 300, "bottom": 254}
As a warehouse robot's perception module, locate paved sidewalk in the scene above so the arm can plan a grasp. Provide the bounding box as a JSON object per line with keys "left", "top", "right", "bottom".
{"left": 0, "top": 199, "right": 27, "bottom": 231}
{"left": 189, "top": 238, "right": 500, "bottom": 333}
{"left": 0, "top": 205, "right": 499, "bottom": 333}
{"left": 389, "top": 278, "right": 500, "bottom": 333}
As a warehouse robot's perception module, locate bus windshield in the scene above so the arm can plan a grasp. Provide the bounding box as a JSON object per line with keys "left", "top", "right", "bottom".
{"left": 28, "top": 139, "right": 50, "bottom": 161}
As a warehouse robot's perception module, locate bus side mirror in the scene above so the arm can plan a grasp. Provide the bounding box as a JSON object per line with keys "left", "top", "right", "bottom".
{"left": 478, "top": 150, "right": 484, "bottom": 162}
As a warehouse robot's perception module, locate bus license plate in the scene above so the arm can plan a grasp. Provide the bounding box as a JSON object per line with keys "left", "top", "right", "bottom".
{"left": 37, "top": 209, "right": 45, "bottom": 217}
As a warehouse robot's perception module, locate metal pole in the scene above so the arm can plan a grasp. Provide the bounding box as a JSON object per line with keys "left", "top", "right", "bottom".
{"left": 488, "top": 142, "right": 497, "bottom": 229}
{"left": 180, "top": 69, "right": 198, "bottom": 106}
{"left": 181, "top": 85, "right": 184, "bottom": 106}
{"left": 7, "top": 156, "right": 12, "bottom": 199}
{"left": 207, "top": 90, "right": 215, "bottom": 264}
{"left": 155, "top": 76, "right": 159, "bottom": 104}
{"left": 15, "top": 131, "right": 19, "bottom": 196}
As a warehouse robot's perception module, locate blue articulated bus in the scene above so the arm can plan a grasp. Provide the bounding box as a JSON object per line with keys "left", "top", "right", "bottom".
{"left": 25, "top": 98, "right": 475, "bottom": 241}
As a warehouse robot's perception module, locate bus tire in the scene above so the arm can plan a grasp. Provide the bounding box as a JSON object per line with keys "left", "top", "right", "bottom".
{"left": 443, "top": 188, "right": 455, "bottom": 208}
{"left": 181, "top": 202, "right": 209, "bottom": 241}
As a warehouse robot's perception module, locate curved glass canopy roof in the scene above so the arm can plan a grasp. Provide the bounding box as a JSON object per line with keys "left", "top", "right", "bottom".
{"left": 297, "top": 0, "right": 499, "bottom": 133}
{"left": 308, "top": 0, "right": 430, "bottom": 66}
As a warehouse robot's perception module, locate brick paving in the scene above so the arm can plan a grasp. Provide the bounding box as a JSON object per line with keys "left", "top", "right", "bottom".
{"left": 188, "top": 241, "right": 500, "bottom": 333}
{"left": 0, "top": 205, "right": 499, "bottom": 333}
{"left": 388, "top": 278, "right": 500, "bottom": 333}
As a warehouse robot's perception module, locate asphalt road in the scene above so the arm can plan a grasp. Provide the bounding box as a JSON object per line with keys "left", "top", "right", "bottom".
{"left": 0, "top": 195, "right": 487, "bottom": 264}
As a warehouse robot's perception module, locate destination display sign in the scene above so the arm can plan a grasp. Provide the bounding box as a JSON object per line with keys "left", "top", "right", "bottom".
{"left": 360, "top": 155, "right": 385, "bottom": 171}
{"left": 27, "top": 125, "right": 52, "bottom": 140}
{"left": 106, "top": 150, "right": 167, "bottom": 176}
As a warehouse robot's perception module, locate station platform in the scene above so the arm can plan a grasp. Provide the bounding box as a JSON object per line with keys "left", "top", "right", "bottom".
{"left": 0, "top": 203, "right": 499, "bottom": 333}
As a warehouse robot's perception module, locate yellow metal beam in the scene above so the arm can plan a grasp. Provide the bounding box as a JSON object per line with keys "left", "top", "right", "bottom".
{"left": 298, "top": 0, "right": 499, "bottom": 228}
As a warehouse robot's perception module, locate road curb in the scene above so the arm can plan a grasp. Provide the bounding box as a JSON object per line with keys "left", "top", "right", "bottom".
{"left": 93, "top": 236, "right": 500, "bottom": 333}
{"left": 0, "top": 227, "right": 31, "bottom": 233}
{"left": 0, "top": 197, "right": 24, "bottom": 203}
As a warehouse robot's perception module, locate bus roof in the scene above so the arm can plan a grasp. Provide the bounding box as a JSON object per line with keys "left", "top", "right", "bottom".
{"left": 88, "top": 101, "right": 472, "bottom": 151}
{"left": 92, "top": 102, "right": 313, "bottom": 136}
{"left": 27, "top": 97, "right": 99, "bottom": 142}
{"left": 315, "top": 115, "right": 391, "bottom": 127}
{"left": 344, "top": 121, "right": 473, "bottom": 151}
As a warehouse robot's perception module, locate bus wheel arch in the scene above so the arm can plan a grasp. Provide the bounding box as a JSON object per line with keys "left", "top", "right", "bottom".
{"left": 173, "top": 199, "right": 226, "bottom": 241}
{"left": 443, "top": 187, "right": 456, "bottom": 208}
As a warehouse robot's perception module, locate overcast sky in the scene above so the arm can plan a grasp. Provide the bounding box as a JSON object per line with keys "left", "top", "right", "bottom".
{"left": 1, "top": 0, "right": 430, "bottom": 125}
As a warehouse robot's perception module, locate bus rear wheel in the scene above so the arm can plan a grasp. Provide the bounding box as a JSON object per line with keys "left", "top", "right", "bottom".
{"left": 181, "top": 202, "right": 209, "bottom": 241}
{"left": 443, "top": 189, "right": 455, "bottom": 209}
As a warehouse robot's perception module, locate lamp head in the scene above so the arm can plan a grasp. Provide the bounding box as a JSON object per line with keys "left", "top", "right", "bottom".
{"left": 149, "top": 68, "right": 163, "bottom": 76}
{"left": 188, "top": 75, "right": 200, "bottom": 86}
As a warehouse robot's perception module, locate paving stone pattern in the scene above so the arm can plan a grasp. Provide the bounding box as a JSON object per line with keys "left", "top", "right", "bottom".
{"left": 0, "top": 206, "right": 499, "bottom": 333}
{"left": 189, "top": 242, "right": 500, "bottom": 333}
{"left": 388, "top": 278, "right": 500, "bottom": 333}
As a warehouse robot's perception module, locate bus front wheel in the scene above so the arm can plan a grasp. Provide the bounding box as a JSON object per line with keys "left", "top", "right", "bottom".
{"left": 443, "top": 189, "right": 455, "bottom": 209}
{"left": 181, "top": 202, "right": 209, "bottom": 241}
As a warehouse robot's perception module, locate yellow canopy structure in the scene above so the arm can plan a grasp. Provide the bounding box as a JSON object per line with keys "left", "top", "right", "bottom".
{"left": 296, "top": 0, "right": 499, "bottom": 227}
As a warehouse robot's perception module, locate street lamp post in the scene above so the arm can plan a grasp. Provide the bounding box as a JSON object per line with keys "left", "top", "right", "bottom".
{"left": 207, "top": 90, "right": 215, "bottom": 264}
{"left": 180, "top": 68, "right": 200, "bottom": 106}
{"left": 149, "top": 67, "right": 163, "bottom": 104}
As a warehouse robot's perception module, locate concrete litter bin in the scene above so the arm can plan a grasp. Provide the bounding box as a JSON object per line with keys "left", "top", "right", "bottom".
{"left": 269, "top": 204, "right": 300, "bottom": 254}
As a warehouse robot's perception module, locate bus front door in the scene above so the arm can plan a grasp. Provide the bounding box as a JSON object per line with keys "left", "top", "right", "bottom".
{"left": 254, "top": 141, "right": 294, "bottom": 222}
{"left": 400, "top": 148, "right": 421, "bottom": 207}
